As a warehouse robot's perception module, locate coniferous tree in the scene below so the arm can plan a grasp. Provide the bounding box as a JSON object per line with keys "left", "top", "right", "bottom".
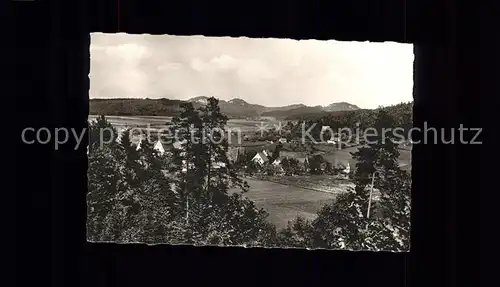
{"left": 278, "top": 108, "right": 411, "bottom": 250}
{"left": 308, "top": 155, "right": 324, "bottom": 175}
{"left": 350, "top": 109, "right": 410, "bottom": 250}
{"left": 313, "top": 108, "right": 402, "bottom": 249}
{"left": 171, "top": 101, "right": 213, "bottom": 230}
{"left": 168, "top": 98, "right": 275, "bottom": 245}
{"left": 137, "top": 133, "right": 178, "bottom": 233}
{"left": 119, "top": 128, "right": 141, "bottom": 188}
{"left": 120, "top": 128, "right": 136, "bottom": 159}
{"left": 199, "top": 97, "right": 230, "bottom": 199}
{"left": 373, "top": 168, "right": 411, "bottom": 251}
{"left": 245, "top": 160, "right": 259, "bottom": 175}
{"left": 272, "top": 142, "right": 282, "bottom": 162}
{"left": 170, "top": 102, "right": 206, "bottom": 208}
{"left": 87, "top": 103, "right": 281, "bottom": 246}
{"left": 87, "top": 116, "right": 129, "bottom": 241}
{"left": 281, "top": 158, "right": 300, "bottom": 176}
{"left": 89, "top": 115, "right": 118, "bottom": 153}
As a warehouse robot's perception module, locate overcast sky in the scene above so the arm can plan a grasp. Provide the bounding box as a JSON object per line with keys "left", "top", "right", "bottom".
{"left": 90, "top": 33, "right": 413, "bottom": 109}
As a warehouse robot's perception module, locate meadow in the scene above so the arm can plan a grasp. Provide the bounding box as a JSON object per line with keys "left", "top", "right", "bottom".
{"left": 89, "top": 115, "right": 276, "bottom": 133}
{"left": 89, "top": 115, "right": 279, "bottom": 146}
{"left": 255, "top": 174, "right": 355, "bottom": 194}
{"left": 88, "top": 115, "right": 173, "bottom": 127}
{"left": 229, "top": 178, "right": 338, "bottom": 230}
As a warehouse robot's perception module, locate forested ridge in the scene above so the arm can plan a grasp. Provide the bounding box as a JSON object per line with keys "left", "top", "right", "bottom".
{"left": 90, "top": 98, "right": 185, "bottom": 116}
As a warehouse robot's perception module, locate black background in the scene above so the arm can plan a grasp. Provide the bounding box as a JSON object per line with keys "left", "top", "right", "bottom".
{"left": 13, "top": 0, "right": 486, "bottom": 286}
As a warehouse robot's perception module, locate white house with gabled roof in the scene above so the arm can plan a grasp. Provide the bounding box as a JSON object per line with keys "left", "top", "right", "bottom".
{"left": 252, "top": 151, "right": 269, "bottom": 165}
{"left": 153, "top": 140, "right": 166, "bottom": 155}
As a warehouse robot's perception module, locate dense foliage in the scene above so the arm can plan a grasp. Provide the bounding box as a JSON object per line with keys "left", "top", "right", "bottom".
{"left": 87, "top": 100, "right": 279, "bottom": 246}
{"left": 87, "top": 99, "right": 411, "bottom": 251}
{"left": 290, "top": 102, "right": 413, "bottom": 135}
{"left": 276, "top": 108, "right": 411, "bottom": 251}
{"left": 90, "top": 98, "right": 185, "bottom": 116}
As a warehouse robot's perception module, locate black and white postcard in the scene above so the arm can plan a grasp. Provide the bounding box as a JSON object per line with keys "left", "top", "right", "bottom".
{"left": 87, "top": 33, "right": 413, "bottom": 251}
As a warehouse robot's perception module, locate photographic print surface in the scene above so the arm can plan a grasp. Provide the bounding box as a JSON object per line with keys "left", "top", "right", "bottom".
{"left": 88, "top": 33, "right": 413, "bottom": 251}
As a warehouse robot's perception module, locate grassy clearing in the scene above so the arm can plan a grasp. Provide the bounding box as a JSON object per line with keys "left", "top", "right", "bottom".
{"left": 229, "top": 178, "right": 339, "bottom": 229}
{"left": 89, "top": 115, "right": 266, "bottom": 135}
{"left": 255, "top": 174, "right": 354, "bottom": 194}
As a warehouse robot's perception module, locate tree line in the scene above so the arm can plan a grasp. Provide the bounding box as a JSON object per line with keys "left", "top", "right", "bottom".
{"left": 290, "top": 102, "right": 413, "bottom": 141}
{"left": 87, "top": 97, "right": 411, "bottom": 250}
{"left": 90, "top": 98, "right": 184, "bottom": 117}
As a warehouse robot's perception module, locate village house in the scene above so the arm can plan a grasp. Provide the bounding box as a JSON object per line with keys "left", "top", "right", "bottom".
{"left": 275, "top": 149, "right": 309, "bottom": 167}
{"left": 271, "top": 150, "right": 352, "bottom": 175}
{"left": 252, "top": 151, "right": 269, "bottom": 166}
{"left": 135, "top": 138, "right": 184, "bottom": 154}
{"left": 261, "top": 149, "right": 271, "bottom": 158}
{"left": 320, "top": 153, "right": 353, "bottom": 175}
{"left": 153, "top": 140, "right": 166, "bottom": 155}
{"left": 266, "top": 145, "right": 354, "bottom": 177}
{"left": 271, "top": 153, "right": 309, "bottom": 168}
{"left": 272, "top": 156, "right": 285, "bottom": 166}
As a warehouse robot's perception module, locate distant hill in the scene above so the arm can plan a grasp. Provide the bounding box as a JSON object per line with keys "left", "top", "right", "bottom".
{"left": 294, "top": 101, "right": 413, "bottom": 142}
{"left": 89, "top": 98, "right": 184, "bottom": 116}
{"left": 262, "top": 102, "right": 360, "bottom": 119}
{"left": 319, "top": 102, "right": 413, "bottom": 130}
{"left": 187, "top": 96, "right": 313, "bottom": 118}
{"left": 262, "top": 106, "right": 325, "bottom": 118}
{"left": 264, "top": 103, "right": 308, "bottom": 112}
{"left": 188, "top": 96, "right": 262, "bottom": 117}
{"left": 90, "top": 97, "right": 361, "bottom": 119}
{"left": 323, "top": 102, "right": 360, "bottom": 112}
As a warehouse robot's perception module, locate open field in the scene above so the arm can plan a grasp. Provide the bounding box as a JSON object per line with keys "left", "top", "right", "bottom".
{"left": 229, "top": 178, "right": 338, "bottom": 230}
{"left": 255, "top": 174, "right": 354, "bottom": 194}
{"left": 89, "top": 114, "right": 277, "bottom": 134}
{"left": 89, "top": 115, "right": 173, "bottom": 127}
{"left": 89, "top": 115, "right": 282, "bottom": 146}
